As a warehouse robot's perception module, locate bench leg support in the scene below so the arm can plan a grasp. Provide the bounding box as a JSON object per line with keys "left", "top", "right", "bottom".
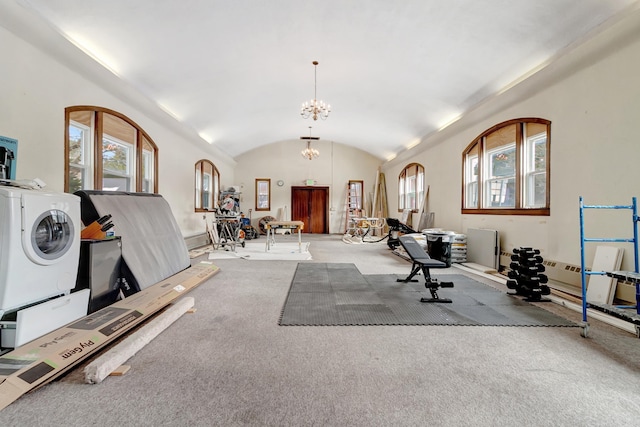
{"left": 396, "top": 263, "right": 423, "bottom": 283}
{"left": 420, "top": 280, "right": 454, "bottom": 303}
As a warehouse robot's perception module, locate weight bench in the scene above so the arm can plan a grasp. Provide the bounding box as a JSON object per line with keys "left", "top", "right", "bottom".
{"left": 397, "top": 235, "right": 454, "bottom": 303}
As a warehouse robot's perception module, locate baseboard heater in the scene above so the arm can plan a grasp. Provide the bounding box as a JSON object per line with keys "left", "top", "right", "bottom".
{"left": 184, "top": 232, "right": 210, "bottom": 250}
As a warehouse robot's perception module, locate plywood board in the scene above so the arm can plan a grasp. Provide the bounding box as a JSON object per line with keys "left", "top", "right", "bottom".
{"left": 466, "top": 228, "right": 499, "bottom": 270}
{"left": 109, "top": 365, "right": 131, "bottom": 377}
{"left": 586, "top": 246, "right": 623, "bottom": 305}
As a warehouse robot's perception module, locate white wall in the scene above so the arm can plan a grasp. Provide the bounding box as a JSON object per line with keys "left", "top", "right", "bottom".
{"left": 0, "top": 23, "right": 235, "bottom": 238}
{"left": 383, "top": 10, "right": 640, "bottom": 269}
{"left": 234, "top": 140, "right": 382, "bottom": 233}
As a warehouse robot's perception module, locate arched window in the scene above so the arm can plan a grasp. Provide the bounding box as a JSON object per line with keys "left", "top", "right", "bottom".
{"left": 398, "top": 163, "right": 424, "bottom": 212}
{"left": 195, "top": 159, "right": 220, "bottom": 212}
{"left": 462, "top": 118, "right": 550, "bottom": 215}
{"left": 65, "top": 106, "right": 158, "bottom": 193}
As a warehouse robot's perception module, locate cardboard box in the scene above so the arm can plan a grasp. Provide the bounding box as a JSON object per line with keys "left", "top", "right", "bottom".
{"left": 0, "top": 261, "right": 219, "bottom": 411}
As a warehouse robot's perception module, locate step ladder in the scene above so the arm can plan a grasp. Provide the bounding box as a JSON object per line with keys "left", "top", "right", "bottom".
{"left": 344, "top": 181, "right": 363, "bottom": 233}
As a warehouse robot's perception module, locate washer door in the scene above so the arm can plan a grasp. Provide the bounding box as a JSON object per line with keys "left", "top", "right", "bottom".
{"left": 24, "top": 209, "right": 76, "bottom": 265}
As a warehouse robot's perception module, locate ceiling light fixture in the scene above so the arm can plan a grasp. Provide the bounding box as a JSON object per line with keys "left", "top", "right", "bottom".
{"left": 301, "top": 61, "right": 331, "bottom": 121}
{"left": 300, "top": 126, "right": 320, "bottom": 160}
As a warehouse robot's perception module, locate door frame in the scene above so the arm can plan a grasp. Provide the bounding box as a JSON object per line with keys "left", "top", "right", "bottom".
{"left": 291, "top": 186, "right": 329, "bottom": 234}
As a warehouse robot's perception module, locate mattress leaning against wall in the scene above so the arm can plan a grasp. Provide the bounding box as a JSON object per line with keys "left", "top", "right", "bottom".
{"left": 74, "top": 191, "right": 191, "bottom": 293}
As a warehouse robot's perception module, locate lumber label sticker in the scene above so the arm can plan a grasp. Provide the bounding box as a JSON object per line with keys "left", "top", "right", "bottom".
{"left": 17, "top": 361, "right": 55, "bottom": 384}
{"left": 68, "top": 307, "right": 130, "bottom": 330}
{"left": 99, "top": 311, "right": 143, "bottom": 337}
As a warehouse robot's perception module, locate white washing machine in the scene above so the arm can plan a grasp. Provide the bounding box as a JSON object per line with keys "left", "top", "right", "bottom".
{"left": 0, "top": 184, "right": 81, "bottom": 319}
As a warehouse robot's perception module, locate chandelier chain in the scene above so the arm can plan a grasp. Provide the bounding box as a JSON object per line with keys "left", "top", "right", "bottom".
{"left": 301, "top": 61, "right": 331, "bottom": 121}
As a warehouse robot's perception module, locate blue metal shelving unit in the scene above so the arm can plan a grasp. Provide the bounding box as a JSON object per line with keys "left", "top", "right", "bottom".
{"left": 578, "top": 196, "right": 640, "bottom": 338}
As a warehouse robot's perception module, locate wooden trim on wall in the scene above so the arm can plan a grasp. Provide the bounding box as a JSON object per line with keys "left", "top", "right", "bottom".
{"left": 193, "top": 159, "right": 220, "bottom": 212}
{"left": 461, "top": 118, "right": 551, "bottom": 215}
{"left": 135, "top": 128, "right": 142, "bottom": 192}
{"left": 94, "top": 110, "right": 103, "bottom": 190}
{"left": 255, "top": 178, "right": 271, "bottom": 211}
{"left": 462, "top": 208, "right": 550, "bottom": 216}
{"left": 63, "top": 110, "right": 70, "bottom": 192}
{"left": 64, "top": 105, "right": 159, "bottom": 194}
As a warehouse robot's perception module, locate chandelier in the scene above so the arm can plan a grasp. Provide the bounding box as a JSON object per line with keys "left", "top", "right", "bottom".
{"left": 301, "top": 61, "right": 331, "bottom": 121}
{"left": 301, "top": 126, "right": 320, "bottom": 160}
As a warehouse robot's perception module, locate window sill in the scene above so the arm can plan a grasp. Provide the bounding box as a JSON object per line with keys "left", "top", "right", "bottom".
{"left": 462, "top": 208, "right": 550, "bottom": 216}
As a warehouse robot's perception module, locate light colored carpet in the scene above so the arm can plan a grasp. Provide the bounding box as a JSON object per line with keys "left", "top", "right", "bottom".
{"left": 208, "top": 240, "right": 311, "bottom": 261}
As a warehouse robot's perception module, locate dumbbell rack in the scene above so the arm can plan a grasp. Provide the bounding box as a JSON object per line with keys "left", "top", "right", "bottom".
{"left": 506, "top": 247, "right": 550, "bottom": 301}
{"left": 579, "top": 196, "right": 640, "bottom": 338}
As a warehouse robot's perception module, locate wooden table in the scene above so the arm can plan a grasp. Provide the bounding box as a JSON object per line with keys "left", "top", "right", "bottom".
{"left": 265, "top": 221, "right": 304, "bottom": 252}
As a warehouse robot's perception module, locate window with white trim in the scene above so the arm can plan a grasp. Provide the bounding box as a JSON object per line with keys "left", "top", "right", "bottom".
{"left": 141, "top": 136, "right": 155, "bottom": 193}
{"left": 255, "top": 178, "right": 271, "bottom": 211}
{"left": 524, "top": 129, "right": 548, "bottom": 208}
{"left": 348, "top": 180, "right": 363, "bottom": 214}
{"left": 102, "top": 135, "right": 134, "bottom": 191}
{"left": 65, "top": 107, "right": 159, "bottom": 193}
{"left": 68, "top": 120, "right": 93, "bottom": 193}
{"left": 195, "top": 160, "right": 220, "bottom": 212}
{"left": 398, "top": 163, "right": 424, "bottom": 212}
{"left": 462, "top": 118, "right": 550, "bottom": 215}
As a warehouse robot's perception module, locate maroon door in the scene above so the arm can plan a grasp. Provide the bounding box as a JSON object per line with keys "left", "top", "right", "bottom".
{"left": 291, "top": 186, "right": 328, "bottom": 234}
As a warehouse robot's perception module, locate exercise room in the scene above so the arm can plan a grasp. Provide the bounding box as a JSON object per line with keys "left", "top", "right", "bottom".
{"left": 1, "top": 1, "right": 640, "bottom": 425}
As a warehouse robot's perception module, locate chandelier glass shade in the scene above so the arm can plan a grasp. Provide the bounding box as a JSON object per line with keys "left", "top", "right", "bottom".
{"left": 301, "top": 140, "right": 320, "bottom": 160}
{"left": 300, "top": 126, "right": 320, "bottom": 160}
{"left": 301, "top": 61, "right": 331, "bottom": 121}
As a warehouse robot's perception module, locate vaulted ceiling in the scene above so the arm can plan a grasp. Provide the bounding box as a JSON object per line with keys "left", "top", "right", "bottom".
{"left": 6, "top": 0, "right": 639, "bottom": 160}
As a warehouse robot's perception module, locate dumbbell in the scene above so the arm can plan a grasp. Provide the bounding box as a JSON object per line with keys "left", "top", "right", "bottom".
{"left": 517, "top": 264, "right": 545, "bottom": 273}
{"left": 519, "top": 256, "right": 544, "bottom": 265}
{"left": 513, "top": 247, "right": 541, "bottom": 256}
{"left": 520, "top": 276, "right": 542, "bottom": 287}
{"left": 506, "top": 279, "right": 519, "bottom": 289}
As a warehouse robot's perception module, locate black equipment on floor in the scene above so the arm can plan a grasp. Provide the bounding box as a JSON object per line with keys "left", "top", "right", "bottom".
{"left": 425, "top": 231, "right": 453, "bottom": 267}
{"left": 385, "top": 217, "right": 417, "bottom": 249}
{"left": 396, "top": 235, "right": 454, "bottom": 303}
{"left": 240, "top": 217, "right": 258, "bottom": 240}
{"left": 74, "top": 237, "right": 122, "bottom": 313}
{"left": 506, "top": 247, "right": 550, "bottom": 301}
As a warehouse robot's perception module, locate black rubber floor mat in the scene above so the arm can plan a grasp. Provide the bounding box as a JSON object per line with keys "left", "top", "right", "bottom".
{"left": 279, "top": 263, "right": 577, "bottom": 327}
